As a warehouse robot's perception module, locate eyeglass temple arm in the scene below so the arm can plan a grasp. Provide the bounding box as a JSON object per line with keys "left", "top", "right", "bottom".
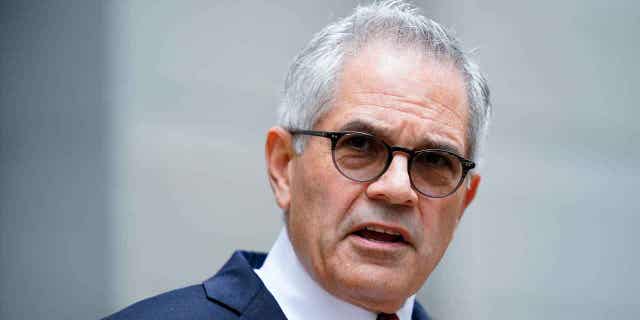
{"left": 289, "top": 129, "right": 335, "bottom": 139}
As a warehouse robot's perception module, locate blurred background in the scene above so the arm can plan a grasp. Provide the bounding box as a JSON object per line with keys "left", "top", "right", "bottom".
{"left": 1, "top": 0, "right": 638, "bottom": 319}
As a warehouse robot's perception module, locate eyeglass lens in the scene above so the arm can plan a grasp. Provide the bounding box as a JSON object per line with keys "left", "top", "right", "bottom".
{"left": 332, "top": 133, "right": 463, "bottom": 197}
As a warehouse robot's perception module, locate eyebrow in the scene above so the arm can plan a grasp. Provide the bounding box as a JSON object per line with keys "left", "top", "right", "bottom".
{"left": 339, "top": 120, "right": 391, "bottom": 140}
{"left": 337, "top": 119, "right": 465, "bottom": 156}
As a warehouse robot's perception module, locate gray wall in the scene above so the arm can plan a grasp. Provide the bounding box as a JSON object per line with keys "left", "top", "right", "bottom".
{"left": 1, "top": 1, "right": 638, "bottom": 319}
{"left": 1, "top": 1, "right": 111, "bottom": 319}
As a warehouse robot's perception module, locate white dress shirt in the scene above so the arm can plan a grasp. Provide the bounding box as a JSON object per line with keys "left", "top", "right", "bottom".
{"left": 255, "top": 228, "right": 415, "bottom": 320}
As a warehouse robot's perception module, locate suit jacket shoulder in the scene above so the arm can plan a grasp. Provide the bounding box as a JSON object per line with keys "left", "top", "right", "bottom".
{"left": 103, "top": 251, "right": 286, "bottom": 320}
{"left": 101, "top": 283, "right": 230, "bottom": 319}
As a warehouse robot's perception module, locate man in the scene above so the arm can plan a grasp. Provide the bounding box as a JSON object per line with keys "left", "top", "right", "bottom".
{"left": 104, "top": 1, "right": 490, "bottom": 319}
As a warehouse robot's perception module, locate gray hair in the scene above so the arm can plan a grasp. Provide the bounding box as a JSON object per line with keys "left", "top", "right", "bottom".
{"left": 277, "top": 0, "right": 491, "bottom": 162}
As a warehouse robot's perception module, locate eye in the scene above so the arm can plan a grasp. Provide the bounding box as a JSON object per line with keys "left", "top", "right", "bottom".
{"left": 334, "top": 133, "right": 388, "bottom": 176}
{"left": 335, "top": 133, "right": 387, "bottom": 163}
{"left": 344, "top": 135, "right": 372, "bottom": 152}
{"left": 416, "top": 152, "right": 454, "bottom": 170}
{"left": 411, "top": 151, "right": 461, "bottom": 188}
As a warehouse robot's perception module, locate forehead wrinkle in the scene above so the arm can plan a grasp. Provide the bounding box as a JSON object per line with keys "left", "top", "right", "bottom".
{"left": 348, "top": 91, "right": 467, "bottom": 129}
{"left": 348, "top": 100, "right": 466, "bottom": 141}
{"left": 339, "top": 52, "right": 469, "bottom": 125}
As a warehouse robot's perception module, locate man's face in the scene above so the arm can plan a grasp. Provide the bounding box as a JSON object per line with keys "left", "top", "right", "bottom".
{"left": 269, "top": 43, "right": 480, "bottom": 313}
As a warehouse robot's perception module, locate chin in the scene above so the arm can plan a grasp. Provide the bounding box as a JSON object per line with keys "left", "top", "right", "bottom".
{"left": 327, "top": 261, "right": 419, "bottom": 313}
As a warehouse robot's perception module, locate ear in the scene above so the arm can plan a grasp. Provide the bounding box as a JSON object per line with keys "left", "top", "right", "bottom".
{"left": 462, "top": 173, "right": 481, "bottom": 210}
{"left": 265, "top": 126, "right": 295, "bottom": 211}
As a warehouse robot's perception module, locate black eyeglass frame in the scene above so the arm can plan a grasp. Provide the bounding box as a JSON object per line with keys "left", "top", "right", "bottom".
{"left": 289, "top": 129, "right": 476, "bottom": 198}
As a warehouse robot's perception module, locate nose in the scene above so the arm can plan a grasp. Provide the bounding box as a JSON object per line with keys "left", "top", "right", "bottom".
{"left": 366, "top": 153, "right": 419, "bottom": 206}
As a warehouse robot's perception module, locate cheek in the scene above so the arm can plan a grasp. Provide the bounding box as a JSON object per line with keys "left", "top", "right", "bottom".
{"left": 419, "top": 197, "right": 465, "bottom": 253}
{"left": 293, "top": 158, "right": 366, "bottom": 243}
{"left": 288, "top": 158, "right": 348, "bottom": 247}
{"left": 297, "top": 151, "right": 359, "bottom": 217}
{"left": 287, "top": 156, "right": 366, "bottom": 283}
{"left": 302, "top": 179, "right": 358, "bottom": 247}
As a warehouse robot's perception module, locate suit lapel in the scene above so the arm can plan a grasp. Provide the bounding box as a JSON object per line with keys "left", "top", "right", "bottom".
{"left": 411, "top": 301, "right": 431, "bottom": 320}
{"left": 203, "top": 251, "right": 287, "bottom": 319}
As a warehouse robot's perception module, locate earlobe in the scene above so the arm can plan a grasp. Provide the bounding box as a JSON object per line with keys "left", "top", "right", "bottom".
{"left": 265, "top": 126, "right": 294, "bottom": 211}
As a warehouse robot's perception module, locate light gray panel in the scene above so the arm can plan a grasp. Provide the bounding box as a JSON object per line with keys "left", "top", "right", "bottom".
{"left": 107, "top": 0, "right": 366, "bottom": 311}
{"left": 420, "top": 0, "right": 640, "bottom": 319}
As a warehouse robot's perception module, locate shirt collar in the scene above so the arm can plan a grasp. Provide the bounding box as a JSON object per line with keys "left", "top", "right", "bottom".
{"left": 255, "top": 228, "right": 415, "bottom": 320}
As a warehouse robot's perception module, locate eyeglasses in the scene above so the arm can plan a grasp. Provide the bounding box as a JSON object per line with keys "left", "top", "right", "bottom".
{"left": 289, "top": 129, "right": 475, "bottom": 198}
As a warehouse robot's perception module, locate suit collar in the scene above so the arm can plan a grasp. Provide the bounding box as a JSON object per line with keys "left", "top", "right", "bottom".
{"left": 203, "top": 250, "right": 286, "bottom": 319}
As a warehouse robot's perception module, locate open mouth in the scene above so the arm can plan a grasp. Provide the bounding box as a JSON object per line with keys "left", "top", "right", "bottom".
{"left": 353, "top": 226, "right": 407, "bottom": 244}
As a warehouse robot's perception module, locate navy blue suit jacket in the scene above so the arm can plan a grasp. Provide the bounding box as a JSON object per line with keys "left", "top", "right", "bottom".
{"left": 104, "top": 251, "right": 431, "bottom": 320}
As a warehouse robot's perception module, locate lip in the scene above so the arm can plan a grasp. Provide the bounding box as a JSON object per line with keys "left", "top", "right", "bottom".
{"left": 349, "top": 222, "right": 414, "bottom": 247}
